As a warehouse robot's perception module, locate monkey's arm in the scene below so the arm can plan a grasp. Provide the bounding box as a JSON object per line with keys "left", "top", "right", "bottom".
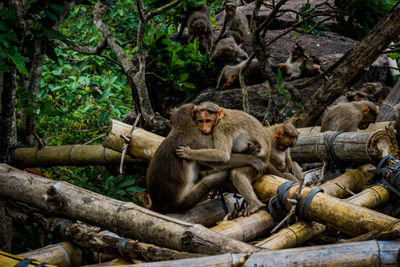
{"left": 285, "top": 150, "right": 304, "bottom": 181}
{"left": 216, "top": 17, "right": 228, "bottom": 41}
{"left": 203, "top": 153, "right": 266, "bottom": 173}
{"left": 266, "top": 161, "right": 299, "bottom": 182}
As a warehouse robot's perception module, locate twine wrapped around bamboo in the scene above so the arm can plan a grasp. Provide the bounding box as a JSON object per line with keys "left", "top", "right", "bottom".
{"left": 290, "top": 130, "right": 398, "bottom": 164}
{"left": 11, "top": 145, "right": 139, "bottom": 168}
{"left": 253, "top": 175, "right": 400, "bottom": 236}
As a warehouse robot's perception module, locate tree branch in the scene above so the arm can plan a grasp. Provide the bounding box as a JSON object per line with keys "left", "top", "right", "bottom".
{"left": 145, "top": 0, "right": 180, "bottom": 22}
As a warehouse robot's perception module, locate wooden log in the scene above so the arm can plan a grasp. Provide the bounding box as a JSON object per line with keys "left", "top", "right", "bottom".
{"left": 18, "top": 242, "right": 83, "bottom": 267}
{"left": 256, "top": 184, "right": 390, "bottom": 250}
{"left": 167, "top": 195, "right": 237, "bottom": 227}
{"left": 11, "top": 145, "right": 139, "bottom": 168}
{"left": 0, "top": 200, "right": 12, "bottom": 251}
{"left": 102, "top": 119, "right": 164, "bottom": 162}
{"left": 377, "top": 80, "right": 400, "bottom": 122}
{"left": 0, "top": 251, "right": 57, "bottom": 267}
{"left": 291, "top": 130, "right": 398, "bottom": 164}
{"left": 253, "top": 175, "right": 400, "bottom": 236}
{"left": 298, "top": 121, "right": 394, "bottom": 135}
{"left": 0, "top": 164, "right": 256, "bottom": 254}
{"left": 132, "top": 241, "right": 400, "bottom": 267}
{"left": 208, "top": 165, "right": 374, "bottom": 242}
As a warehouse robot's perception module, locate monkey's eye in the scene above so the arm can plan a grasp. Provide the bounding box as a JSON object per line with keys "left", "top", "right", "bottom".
{"left": 206, "top": 119, "right": 212, "bottom": 123}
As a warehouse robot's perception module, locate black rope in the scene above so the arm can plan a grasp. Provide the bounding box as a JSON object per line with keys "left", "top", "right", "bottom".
{"left": 118, "top": 238, "right": 132, "bottom": 262}
{"left": 298, "top": 188, "right": 324, "bottom": 219}
{"left": 54, "top": 219, "right": 72, "bottom": 239}
{"left": 14, "top": 259, "right": 34, "bottom": 267}
{"left": 323, "top": 131, "right": 344, "bottom": 170}
{"left": 369, "top": 154, "right": 400, "bottom": 199}
{"left": 267, "top": 181, "right": 298, "bottom": 221}
{"left": 369, "top": 154, "right": 397, "bottom": 178}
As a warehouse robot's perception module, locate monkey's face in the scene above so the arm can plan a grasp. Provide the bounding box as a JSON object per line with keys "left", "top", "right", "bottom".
{"left": 195, "top": 111, "right": 218, "bottom": 135}
{"left": 276, "top": 128, "right": 298, "bottom": 151}
{"left": 225, "top": 4, "right": 236, "bottom": 16}
{"left": 194, "top": 21, "right": 208, "bottom": 39}
{"left": 359, "top": 105, "right": 377, "bottom": 130}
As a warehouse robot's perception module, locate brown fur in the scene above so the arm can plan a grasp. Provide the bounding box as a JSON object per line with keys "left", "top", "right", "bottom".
{"left": 321, "top": 101, "right": 378, "bottom": 132}
{"left": 211, "top": 37, "right": 248, "bottom": 68}
{"left": 187, "top": 5, "right": 213, "bottom": 54}
{"left": 267, "top": 122, "right": 303, "bottom": 183}
{"left": 277, "top": 43, "right": 322, "bottom": 80}
{"left": 217, "top": 3, "right": 249, "bottom": 45}
{"left": 216, "top": 59, "right": 265, "bottom": 89}
{"left": 176, "top": 102, "right": 302, "bottom": 215}
{"left": 146, "top": 103, "right": 265, "bottom": 213}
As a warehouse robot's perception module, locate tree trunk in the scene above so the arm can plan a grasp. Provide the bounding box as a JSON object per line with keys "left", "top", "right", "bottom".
{"left": 290, "top": 130, "right": 398, "bottom": 164}
{"left": 291, "top": 3, "right": 400, "bottom": 127}
{"left": 12, "top": 145, "right": 140, "bottom": 168}
{"left": 0, "top": 164, "right": 256, "bottom": 254}
{"left": 377, "top": 79, "right": 400, "bottom": 122}
{"left": 0, "top": 200, "right": 12, "bottom": 252}
{"left": 0, "top": 69, "right": 17, "bottom": 161}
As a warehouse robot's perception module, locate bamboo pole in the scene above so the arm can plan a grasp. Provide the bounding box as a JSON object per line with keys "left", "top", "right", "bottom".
{"left": 18, "top": 242, "right": 82, "bottom": 267}
{"left": 208, "top": 165, "right": 375, "bottom": 242}
{"left": 253, "top": 175, "right": 400, "bottom": 236}
{"left": 0, "top": 251, "right": 57, "bottom": 267}
{"left": 103, "top": 119, "right": 164, "bottom": 162}
{"left": 291, "top": 130, "right": 398, "bottom": 164}
{"left": 11, "top": 145, "right": 139, "bottom": 168}
{"left": 131, "top": 240, "right": 400, "bottom": 267}
{"left": 0, "top": 164, "right": 256, "bottom": 254}
{"left": 298, "top": 121, "right": 394, "bottom": 134}
{"left": 256, "top": 184, "right": 390, "bottom": 250}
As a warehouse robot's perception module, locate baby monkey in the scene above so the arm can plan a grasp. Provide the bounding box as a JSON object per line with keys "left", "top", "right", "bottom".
{"left": 278, "top": 42, "right": 322, "bottom": 80}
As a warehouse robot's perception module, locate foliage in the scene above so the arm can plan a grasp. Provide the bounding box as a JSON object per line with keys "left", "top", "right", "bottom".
{"left": 335, "top": 0, "right": 397, "bottom": 40}
{"left": 144, "top": 24, "right": 211, "bottom": 94}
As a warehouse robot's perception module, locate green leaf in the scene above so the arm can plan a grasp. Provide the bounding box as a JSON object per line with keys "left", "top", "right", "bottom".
{"left": 100, "top": 110, "right": 110, "bottom": 124}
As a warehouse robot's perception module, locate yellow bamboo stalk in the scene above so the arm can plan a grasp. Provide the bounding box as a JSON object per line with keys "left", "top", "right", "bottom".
{"left": 0, "top": 250, "right": 57, "bottom": 267}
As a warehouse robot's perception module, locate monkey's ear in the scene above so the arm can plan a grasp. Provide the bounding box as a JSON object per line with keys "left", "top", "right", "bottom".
{"left": 217, "top": 108, "right": 225, "bottom": 119}
{"left": 361, "top": 106, "right": 370, "bottom": 116}
{"left": 275, "top": 129, "right": 283, "bottom": 138}
{"left": 191, "top": 106, "right": 197, "bottom": 120}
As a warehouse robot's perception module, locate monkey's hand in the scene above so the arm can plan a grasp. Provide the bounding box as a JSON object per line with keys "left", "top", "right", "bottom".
{"left": 245, "top": 142, "right": 261, "bottom": 155}
{"left": 282, "top": 172, "right": 299, "bottom": 182}
{"left": 250, "top": 158, "right": 267, "bottom": 174}
{"left": 176, "top": 146, "right": 193, "bottom": 159}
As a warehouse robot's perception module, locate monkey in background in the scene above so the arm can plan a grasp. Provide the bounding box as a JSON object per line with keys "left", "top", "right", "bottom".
{"left": 321, "top": 101, "right": 378, "bottom": 132}
{"left": 211, "top": 37, "right": 249, "bottom": 68}
{"left": 277, "top": 42, "right": 322, "bottom": 80}
{"left": 267, "top": 121, "right": 303, "bottom": 183}
{"left": 394, "top": 104, "right": 400, "bottom": 146}
{"left": 187, "top": 5, "right": 213, "bottom": 54}
{"left": 217, "top": 1, "right": 249, "bottom": 45}
{"left": 146, "top": 103, "right": 266, "bottom": 213}
{"left": 176, "top": 102, "right": 302, "bottom": 215}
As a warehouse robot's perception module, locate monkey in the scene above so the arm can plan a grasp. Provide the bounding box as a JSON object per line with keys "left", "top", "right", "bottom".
{"left": 394, "top": 104, "right": 400, "bottom": 146}
{"left": 359, "top": 82, "right": 391, "bottom": 103}
{"left": 217, "top": 1, "right": 249, "bottom": 45}
{"left": 211, "top": 37, "right": 249, "bottom": 68}
{"left": 146, "top": 103, "right": 267, "bottom": 214}
{"left": 187, "top": 5, "right": 213, "bottom": 54}
{"left": 267, "top": 121, "right": 303, "bottom": 183}
{"left": 277, "top": 42, "right": 322, "bottom": 80}
{"left": 345, "top": 91, "right": 371, "bottom": 102}
{"left": 122, "top": 109, "right": 138, "bottom": 125}
{"left": 176, "top": 102, "right": 302, "bottom": 215}
{"left": 320, "top": 101, "right": 378, "bottom": 132}
{"left": 215, "top": 58, "right": 265, "bottom": 90}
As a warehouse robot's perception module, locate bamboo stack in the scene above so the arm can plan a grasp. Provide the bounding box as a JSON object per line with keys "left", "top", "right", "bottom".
{"left": 298, "top": 121, "right": 394, "bottom": 134}
{"left": 11, "top": 145, "right": 139, "bottom": 168}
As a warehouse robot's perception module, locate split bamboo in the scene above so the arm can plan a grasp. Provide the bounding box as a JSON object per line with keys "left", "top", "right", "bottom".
{"left": 298, "top": 121, "right": 393, "bottom": 134}
{"left": 131, "top": 240, "right": 400, "bottom": 267}
{"left": 18, "top": 242, "right": 82, "bottom": 267}
{"left": 0, "top": 251, "right": 56, "bottom": 267}
{"left": 253, "top": 175, "right": 400, "bottom": 236}
{"left": 102, "top": 119, "right": 164, "bottom": 162}
{"left": 0, "top": 164, "right": 256, "bottom": 254}
{"left": 256, "top": 184, "right": 390, "bottom": 250}
{"left": 291, "top": 130, "right": 398, "bottom": 163}
{"left": 12, "top": 145, "right": 139, "bottom": 168}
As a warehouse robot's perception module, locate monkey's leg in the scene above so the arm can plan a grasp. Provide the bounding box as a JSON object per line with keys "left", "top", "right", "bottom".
{"left": 267, "top": 163, "right": 299, "bottom": 182}
{"left": 178, "top": 171, "right": 228, "bottom": 209}
{"left": 230, "top": 167, "right": 265, "bottom": 216}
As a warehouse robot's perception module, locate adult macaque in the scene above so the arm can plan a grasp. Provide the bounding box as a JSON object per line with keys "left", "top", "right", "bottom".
{"left": 216, "top": 59, "right": 264, "bottom": 89}
{"left": 176, "top": 102, "right": 300, "bottom": 215}
{"left": 146, "top": 103, "right": 266, "bottom": 213}
{"left": 267, "top": 122, "right": 303, "bottom": 183}
{"left": 277, "top": 42, "right": 322, "bottom": 80}
{"left": 321, "top": 101, "right": 378, "bottom": 132}
{"left": 187, "top": 5, "right": 213, "bottom": 54}
{"left": 394, "top": 104, "right": 400, "bottom": 145}
{"left": 217, "top": 1, "right": 249, "bottom": 45}
{"left": 211, "top": 37, "right": 249, "bottom": 68}
{"left": 345, "top": 91, "right": 371, "bottom": 102}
